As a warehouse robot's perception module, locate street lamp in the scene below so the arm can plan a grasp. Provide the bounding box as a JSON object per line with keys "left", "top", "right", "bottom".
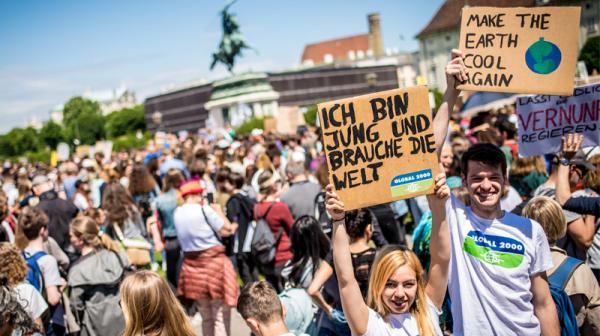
{"left": 151, "top": 110, "right": 163, "bottom": 132}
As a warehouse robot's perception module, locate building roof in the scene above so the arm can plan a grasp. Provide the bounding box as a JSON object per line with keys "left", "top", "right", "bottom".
{"left": 301, "top": 33, "right": 369, "bottom": 64}
{"left": 416, "top": 0, "right": 535, "bottom": 39}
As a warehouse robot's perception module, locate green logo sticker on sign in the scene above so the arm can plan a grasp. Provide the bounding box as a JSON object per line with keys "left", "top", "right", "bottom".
{"left": 390, "top": 169, "right": 433, "bottom": 197}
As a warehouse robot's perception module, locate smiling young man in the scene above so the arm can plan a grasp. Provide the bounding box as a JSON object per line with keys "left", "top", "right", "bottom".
{"left": 431, "top": 50, "right": 559, "bottom": 335}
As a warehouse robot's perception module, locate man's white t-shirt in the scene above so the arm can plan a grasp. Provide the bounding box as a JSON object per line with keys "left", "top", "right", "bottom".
{"left": 363, "top": 298, "right": 442, "bottom": 336}
{"left": 446, "top": 194, "right": 552, "bottom": 335}
{"left": 23, "top": 247, "right": 63, "bottom": 288}
{"left": 73, "top": 192, "right": 90, "bottom": 211}
{"left": 15, "top": 282, "right": 48, "bottom": 319}
{"left": 174, "top": 203, "right": 224, "bottom": 252}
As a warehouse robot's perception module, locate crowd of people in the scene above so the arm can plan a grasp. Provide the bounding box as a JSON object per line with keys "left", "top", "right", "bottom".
{"left": 1, "top": 50, "right": 600, "bottom": 336}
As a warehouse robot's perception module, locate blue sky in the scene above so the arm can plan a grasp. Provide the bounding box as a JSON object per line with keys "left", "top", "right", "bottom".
{"left": 0, "top": 0, "right": 444, "bottom": 133}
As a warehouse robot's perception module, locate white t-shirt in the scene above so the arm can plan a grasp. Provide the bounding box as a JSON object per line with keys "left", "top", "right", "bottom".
{"left": 14, "top": 282, "right": 48, "bottom": 319}
{"left": 363, "top": 298, "right": 442, "bottom": 336}
{"left": 174, "top": 203, "right": 224, "bottom": 252}
{"left": 23, "top": 247, "right": 63, "bottom": 288}
{"left": 73, "top": 192, "right": 90, "bottom": 211}
{"left": 446, "top": 194, "right": 553, "bottom": 335}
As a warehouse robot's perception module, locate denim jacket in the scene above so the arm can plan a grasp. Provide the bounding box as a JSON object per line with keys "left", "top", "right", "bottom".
{"left": 156, "top": 189, "right": 178, "bottom": 238}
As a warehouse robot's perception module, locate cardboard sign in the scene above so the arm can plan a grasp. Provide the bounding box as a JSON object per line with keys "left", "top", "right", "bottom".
{"left": 75, "top": 145, "right": 90, "bottom": 157}
{"left": 318, "top": 86, "right": 439, "bottom": 211}
{"left": 277, "top": 106, "right": 305, "bottom": 134}
{"left": 517, "top": 83, "right": 600, "bottom": 157}
{"left": 264, "top": 118, "right": 277, "bottom": 133}
{"left": 457, "top": 6, "right": 580, "bottom": 96}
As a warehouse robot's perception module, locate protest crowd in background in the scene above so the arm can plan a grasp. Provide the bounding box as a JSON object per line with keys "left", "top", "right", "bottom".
{"left": 2, "top": 21, "right": 600, "bottom": 336}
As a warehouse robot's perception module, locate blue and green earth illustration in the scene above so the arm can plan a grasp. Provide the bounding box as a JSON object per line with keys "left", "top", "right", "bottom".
{"left": 525, "top": 37, "right": 562, "bottom": 74}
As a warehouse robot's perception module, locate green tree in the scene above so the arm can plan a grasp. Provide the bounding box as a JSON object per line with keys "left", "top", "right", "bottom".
{"left": 579, "top": 36, "right": 600, "bottom": 75}
{"left": 62, "top": 96, "right": 105, "bottom": 145}
{"left": 303, "top": 105, "right": 318, "bottom": 126}
{"left": 235, "top": 116, "right": 264, "bottom": 135}
{"left": 62, "top": 97, "right": 101, "bottom": 126}
{"left": 430, "top": 88, "right": 443, "bottom": 111}
{"left": 0, "top": 134, "right": 16, "bottom": 157}
{"left": 39, "top": 121, "right": 64, "bottom": 149}
{"left": 0, "top": 127, "right": 42, "bottom": 156}
{"left": 66, "top": 113, "right": 105, "bottom": 145}
{"left": 105, "top": 105, "right": 146, "bottom": 138}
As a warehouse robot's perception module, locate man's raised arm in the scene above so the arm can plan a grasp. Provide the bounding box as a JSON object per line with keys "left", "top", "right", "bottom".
{"left": 433, "top": 49, "right": 467, "bottom": 159}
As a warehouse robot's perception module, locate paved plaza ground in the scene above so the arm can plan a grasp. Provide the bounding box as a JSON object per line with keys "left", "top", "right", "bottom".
{"left": 191, "top": 310, "right": 251, "bottom": 335}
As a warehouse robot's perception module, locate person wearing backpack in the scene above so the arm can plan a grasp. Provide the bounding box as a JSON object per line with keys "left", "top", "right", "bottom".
{"left": 254, "top": 170, "right": 294, "bottom": 293}
{"left": 174, "top": 180, "right": 239, "bottom": 336}
{"left": 0, "top": 242, "right": 47, "bottom": 333}
{"left": 523, "top": 196, "right": 600, "bottom": 335}
{"left": 19, "top": 207, "right": 66, "bottom": 336}
{"left": 68, "top": 215, "right": 128, "bottom": 336}
{"left": 225, "top": 172, "right": 259, "bottom": 286}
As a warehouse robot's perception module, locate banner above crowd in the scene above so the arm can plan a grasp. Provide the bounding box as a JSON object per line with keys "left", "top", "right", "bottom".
{"left": 457, "top": 6, "right": 580, "bottom": 96}
{"left": 318, "top": 86, "right": 439, "bottom": 210}
{"left": 517, "top": 83, "right": 600, "bottom": 157}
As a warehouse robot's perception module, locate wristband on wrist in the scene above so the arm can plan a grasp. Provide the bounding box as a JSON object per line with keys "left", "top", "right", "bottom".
{"left": 558, "top": 158, "right": 571, "bottom": 166}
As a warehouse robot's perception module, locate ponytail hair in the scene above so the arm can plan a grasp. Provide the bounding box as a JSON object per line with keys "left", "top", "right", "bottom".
{"left": 70, "top": 216, "right": 121, "bottom": 252}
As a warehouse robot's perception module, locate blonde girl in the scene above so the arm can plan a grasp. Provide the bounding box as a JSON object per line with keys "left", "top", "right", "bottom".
{"left": 120, "top": 271, "right": 196, "bottom": 336}
{"left": 325, "top": 172, "right": 450, "bottom": 336}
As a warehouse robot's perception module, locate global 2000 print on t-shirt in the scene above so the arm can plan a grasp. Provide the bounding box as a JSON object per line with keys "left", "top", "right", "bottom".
{"left": 445, "top": 194, "right": 552, "bottom": 336}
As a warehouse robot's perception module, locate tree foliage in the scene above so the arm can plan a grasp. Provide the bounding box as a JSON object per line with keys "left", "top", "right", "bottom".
{"left": 303, "top": 105, "right": 318, "bottom": 126}
{"left": 62, "top": 97, "right": 101, "bottom": 127}
{"left": 62, "top": 96, "right": 105, "bottom": 145}
{"left": 39, "top": 121, "right": 64, "bottom": 150}
{"left": 0, "top": 96, "right": 149, "bottom": 159}
{"left": 579, "top": 36, "right": 600, "bottom": 75}
{"left": 235, "top": 116, "right": 264, "bottom": 135}
{"left": 105, "top": 105, "right": 146, "bottom": 138}
{"left": 0, "top": 127, "right": 42, "bottom": 158}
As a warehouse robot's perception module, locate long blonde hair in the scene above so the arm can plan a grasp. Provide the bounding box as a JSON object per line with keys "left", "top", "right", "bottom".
{"left": 120, "top": 271, "right": 196, "bottom": 336}
{"left": 70, "top": 216, "right": 120, "bottom": 252}
{"left": 367, "top": 247, "right": 435, "bottom": 335}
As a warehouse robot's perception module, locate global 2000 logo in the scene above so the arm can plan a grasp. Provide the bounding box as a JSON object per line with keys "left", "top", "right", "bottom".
{"left": 525, "top": 37, "right": 562, "bottom": 75}
{"left": 463, "top": 230, "right": 525, "bottom": 268}
{"left": 390, "top": 169, "right": 433, "bottom": 197}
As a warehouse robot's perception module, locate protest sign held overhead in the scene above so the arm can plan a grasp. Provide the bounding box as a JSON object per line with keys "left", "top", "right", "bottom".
{"left": 457, "top": 6, "right": 580, "bottom": 96}
{"left": 517, "top": 83, "right": 600, "bottom": 157}
{"left": 318, "top": 86, "right": 439, "bottom": 211}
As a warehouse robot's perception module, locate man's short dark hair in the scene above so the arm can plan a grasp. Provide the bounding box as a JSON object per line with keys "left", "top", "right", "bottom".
{"left": 229, "top": 172, "right": 244, "bottom": 190}
{"left": 237, "top": 281, "right": 283, "bottom": 324}
{"left": 18, "top": 207, "right": 49, "bottom": 240}
{"left": 461, "top": 143, "right": 507, "bottom": 178}
{"left": 265, "top": 143, "right": 281, "bottom": 162}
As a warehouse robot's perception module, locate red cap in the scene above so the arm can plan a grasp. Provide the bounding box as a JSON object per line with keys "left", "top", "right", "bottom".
{"left": 179, "top": 180, "right": 204, "bottom": 197}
